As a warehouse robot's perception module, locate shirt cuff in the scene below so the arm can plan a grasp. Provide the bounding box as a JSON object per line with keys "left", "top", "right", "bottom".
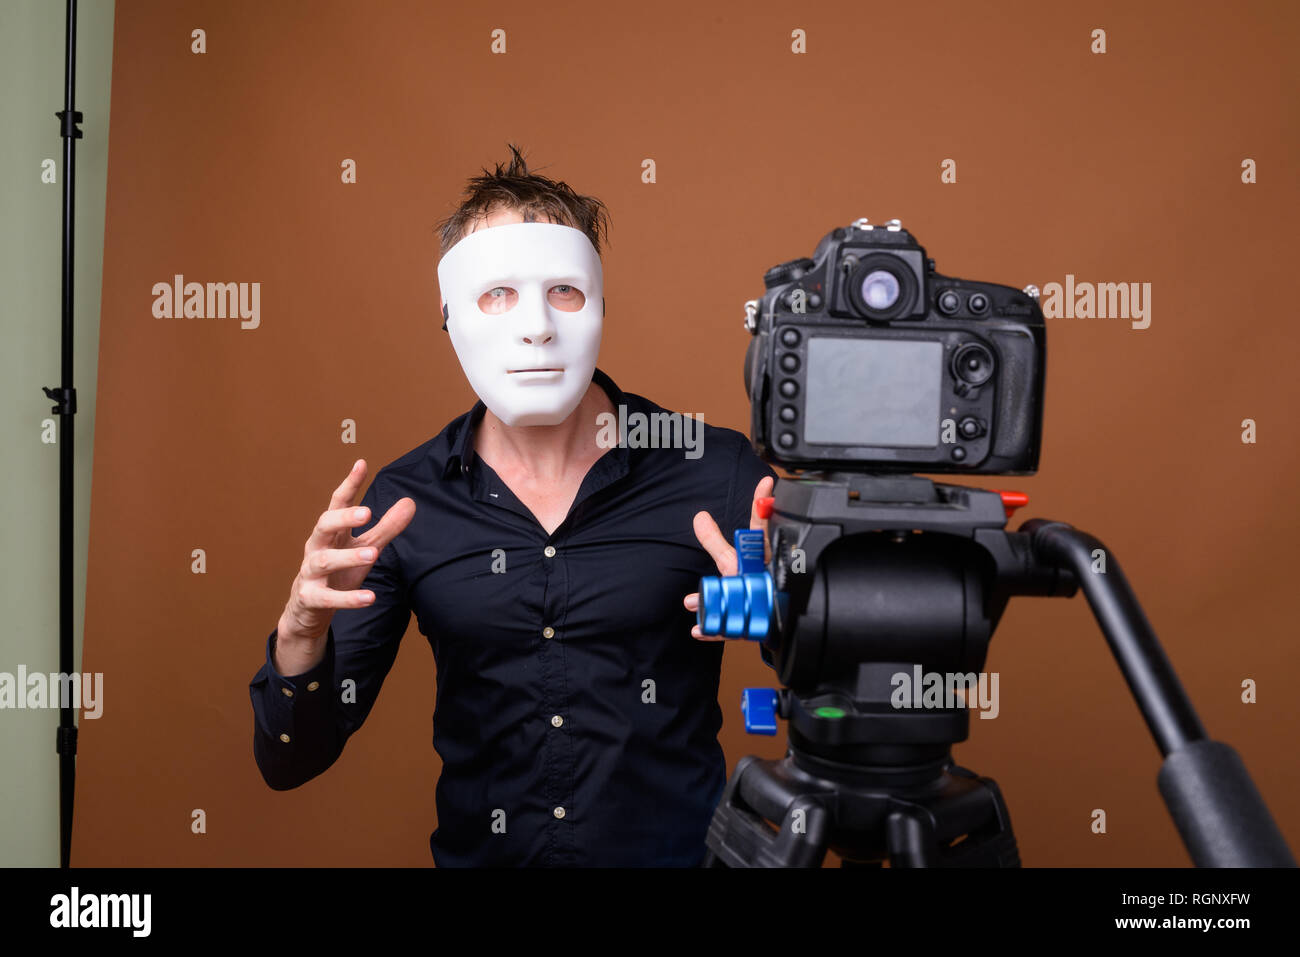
{"left": 249, "top": 627, "right": 335, "bottom": 741}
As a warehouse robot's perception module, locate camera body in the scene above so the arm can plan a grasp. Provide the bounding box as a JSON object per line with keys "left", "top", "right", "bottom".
{"left": 743, "top": 220, "right": 1046, "bottom": 474}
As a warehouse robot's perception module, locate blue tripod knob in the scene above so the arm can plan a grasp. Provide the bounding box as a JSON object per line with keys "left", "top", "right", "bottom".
{"left": 697, "top": 529, "right": 774, "bottom": 639}
{"left": 741, "top": 688, "right": 779, "bottom": 735}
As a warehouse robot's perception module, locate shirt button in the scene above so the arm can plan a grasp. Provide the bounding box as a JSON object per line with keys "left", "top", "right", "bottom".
{"left": 306, "top": 681, "right": 320, "bottom": 692}
{"left": 543, "top": 545, "right": 556, "bottom": 558}
{"left": 279, "top": 733, "right": 291, "bottom": 743}
{"left": 553, "top": 806, "right": 566, "bottom": 819}
{"left": 551, "top": 715, "right": 563, "bottom": 728}
{"left": 542, "top": 626, "right": 555, "bottom": 639}
{"left": 281, "top": 687, "right": 294, "bottom": 698}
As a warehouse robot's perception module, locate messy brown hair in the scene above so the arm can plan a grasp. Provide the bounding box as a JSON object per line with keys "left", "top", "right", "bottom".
{"left": 435, "top": 143, "right": 612, "bottom": 258}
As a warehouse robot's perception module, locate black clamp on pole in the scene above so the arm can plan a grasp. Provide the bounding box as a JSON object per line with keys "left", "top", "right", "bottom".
{"left": 56, "top": 725, "right": 78, "bottom": 757}
{"left": 42, "top": 385, "right": 77, "bottom": 415}
{"left": 56, "top": 108, "right": 83, "bottom": 139}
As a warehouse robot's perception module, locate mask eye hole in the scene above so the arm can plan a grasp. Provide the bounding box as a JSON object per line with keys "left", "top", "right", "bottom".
{"left": 475, "top": 285, "right": 587, "bottom": 314}
{"left": 477, "top": 286, "right": 518, "bottom": 314}
{"left": 548, "top": 284, "right": 586, "bottom": 312}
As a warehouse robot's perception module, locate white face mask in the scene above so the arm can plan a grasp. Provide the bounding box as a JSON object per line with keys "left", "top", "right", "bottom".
{"left": 437, "top": 222, "right": 604, "bottom": 427}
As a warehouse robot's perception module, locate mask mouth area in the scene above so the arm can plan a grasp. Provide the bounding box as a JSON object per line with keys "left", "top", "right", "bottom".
{"left": 507, "top": 367, "right": 564, "bottom": 373}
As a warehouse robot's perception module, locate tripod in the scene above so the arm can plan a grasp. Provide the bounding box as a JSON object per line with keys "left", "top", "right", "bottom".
{"left": 700, "top": 473, "right": 1295, "bottom": 868}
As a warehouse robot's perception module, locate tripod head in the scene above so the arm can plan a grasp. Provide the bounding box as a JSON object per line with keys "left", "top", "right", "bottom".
{"left": 697, "top": 471, "right": 1296, "bottom": 866}
{"left": 702, "top": 472, "right": 1065, "bottom": 783}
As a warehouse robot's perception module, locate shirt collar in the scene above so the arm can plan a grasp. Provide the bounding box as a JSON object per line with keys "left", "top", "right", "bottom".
{"left": 442, "top": 367, "right": 628, "bottom": 479}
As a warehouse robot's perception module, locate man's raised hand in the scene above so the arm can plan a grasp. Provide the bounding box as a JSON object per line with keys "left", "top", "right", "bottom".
{"left": 682, "top": 476, "right": 775, "bottom": 641}
{"left": 277, "top": 459, "right": 416, "bottom": 650}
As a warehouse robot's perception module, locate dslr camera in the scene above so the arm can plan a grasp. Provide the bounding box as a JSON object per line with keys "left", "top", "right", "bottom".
{"left": 743, "top": 219, "right": 1045, "bottom": 474}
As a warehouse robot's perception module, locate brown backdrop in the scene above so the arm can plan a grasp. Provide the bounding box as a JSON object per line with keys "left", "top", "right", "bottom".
{"left": 75, "top": 0, "right": 1300, "bottom": 866}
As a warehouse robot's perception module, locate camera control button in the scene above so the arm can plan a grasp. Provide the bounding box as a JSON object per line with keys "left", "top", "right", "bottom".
{"left": 781, "top": 328, "right": 801, "bottom": 347}
{"left": 938, "top": 290, "right": 961, "bottom": 315}
{"left": 780, "top": 405, "right": 797, "bottom": 423}
{"left": 950, "top": 446, "right": 967, "bottom": 462}
{"left": 780, "top": 354, "right": 800, "bottom": 373}
{"left": 952, "top": 344, "right": 995, "bottom": 386}
{"left": 778, "top": 432, "right": 796, "bottom": 449}
{"left": 779, "top": 380, "right": 799, "bottom": 398}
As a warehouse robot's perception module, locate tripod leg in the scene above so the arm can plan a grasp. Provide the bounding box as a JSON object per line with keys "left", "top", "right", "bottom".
{"left": 886, "top": 808, "right": 941, "bottom": 868}
{"left": 884, "top": 775, "right": 1022, "bottom": 867}
{"left": 705, "top": 758, "right": 832, "bottom": 866}
{"left": 960, "top": 776, "right": 1021, "bottom": 867}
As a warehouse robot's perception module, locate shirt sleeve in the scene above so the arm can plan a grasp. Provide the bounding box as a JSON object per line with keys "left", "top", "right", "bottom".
{"left": 248, "top": 474, "right": 412, "bottom": 790}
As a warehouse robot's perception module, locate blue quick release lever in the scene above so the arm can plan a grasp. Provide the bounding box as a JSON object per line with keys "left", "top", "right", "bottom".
{"left": 696, "top": 528, "right": 774, "bottom": 640}
{"left": 697, "top": 528, "right": 780, "bottom": 735}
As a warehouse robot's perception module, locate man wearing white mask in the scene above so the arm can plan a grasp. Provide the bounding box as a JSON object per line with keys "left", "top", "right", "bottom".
{"left": 249, "top": 145, "right": 776, "bottom": 866}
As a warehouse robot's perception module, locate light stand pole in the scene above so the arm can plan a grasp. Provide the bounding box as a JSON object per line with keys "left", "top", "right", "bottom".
{"left": 42, "top": 0, "right": 83, "bottom": 870}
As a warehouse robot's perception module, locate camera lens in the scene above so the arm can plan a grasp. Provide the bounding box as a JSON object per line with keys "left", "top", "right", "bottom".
{"left": 860, "top": 270, "right": 901, "bottom": 310}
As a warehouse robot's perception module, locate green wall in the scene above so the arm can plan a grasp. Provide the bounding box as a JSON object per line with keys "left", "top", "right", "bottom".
{"left": 0, "top": 0, "right": 115, "bottom": 867}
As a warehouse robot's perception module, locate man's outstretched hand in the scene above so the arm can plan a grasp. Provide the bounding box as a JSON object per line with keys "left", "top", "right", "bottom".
{"left": 683, "top": 476, "right": 775, "bottom": 641}
{"left": 274, "top": 459, "right": 416, "bottom": 675}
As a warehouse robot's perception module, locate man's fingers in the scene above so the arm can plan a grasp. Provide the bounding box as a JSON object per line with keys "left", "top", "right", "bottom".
{"left": 748, "top": 476, "right": 775, "bottom": 528}
{"left": 328, "top": 459, "right": 367, "bottom": 512}
{"left": 688, "top": 480, "right": 777, "bottom": 635}
{"left": 306, "top": 503, "right": 374, "bottom": 554}
{"left": 295, "top": 581, "right": 375, "bottom": 611}
{"left": 684, "top": 593, "right": 724, "bottom": 639}
{"left": 354, "top": 497, "right": 416, "bottom": 549}
{"left": 749, "top": 475, "right": 775, "bottom": 562}
{"left": 691, "top": 623, "right": 725, "bottom": 642}
{"left": 692, "top": 510, "right": 736, "bottom": 577}
{"left": 305, "top": 545, "right": 378, "bottom": 579}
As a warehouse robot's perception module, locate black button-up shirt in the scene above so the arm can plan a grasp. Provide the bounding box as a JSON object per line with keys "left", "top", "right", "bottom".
{"left": 249, "top": 367, "right": 776, "bottom": 866}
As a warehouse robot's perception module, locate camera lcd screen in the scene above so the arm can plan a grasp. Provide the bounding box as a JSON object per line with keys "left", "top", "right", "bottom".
{"left": 803, "top": 337, "right": 942, "bottom": 447}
